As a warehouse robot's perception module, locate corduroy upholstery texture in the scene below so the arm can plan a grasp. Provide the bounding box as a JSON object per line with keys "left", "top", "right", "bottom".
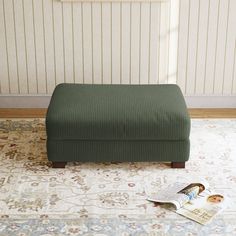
{"left": 46, "top": 84, "right": 190, "bottom": 163}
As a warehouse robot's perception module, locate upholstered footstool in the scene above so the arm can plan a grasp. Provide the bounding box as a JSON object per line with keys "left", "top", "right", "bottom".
{"left": 46, "top": 84, "right": 190, "bottom": 168}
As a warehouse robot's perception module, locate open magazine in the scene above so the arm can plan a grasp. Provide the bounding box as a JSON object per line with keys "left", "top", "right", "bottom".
{"left": 147, "top": 181, "right": 227, "bottom": 225}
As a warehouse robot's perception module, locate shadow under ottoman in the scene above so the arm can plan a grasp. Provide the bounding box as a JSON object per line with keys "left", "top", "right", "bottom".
{"left": 46, "top": 84, "right": 190, "bottom": 168}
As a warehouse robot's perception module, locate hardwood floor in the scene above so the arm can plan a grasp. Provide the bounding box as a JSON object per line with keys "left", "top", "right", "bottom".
{"left": 0, "top": 108, "right": 236, "bottom": 118}
{"left": 188, "top": 109, "right": 236, "bottom": 118}
{"left": 0, "top": 109, "right": 46, "bottom": 118}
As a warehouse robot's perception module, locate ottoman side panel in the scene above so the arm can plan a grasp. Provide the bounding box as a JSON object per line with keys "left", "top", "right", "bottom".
{"left": 47, "top": 139, "right": 190, "bottom": 163}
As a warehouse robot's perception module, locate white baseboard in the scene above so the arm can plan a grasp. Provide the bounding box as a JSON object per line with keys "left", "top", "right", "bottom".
{"left": 185, "top": 95, "right": 236, "bottom": 108}
{"left": 0, "top": 95, "right": 236, "bottom": 108}
{"left": 0, "top": 95, "right": 51, "bottom": 108}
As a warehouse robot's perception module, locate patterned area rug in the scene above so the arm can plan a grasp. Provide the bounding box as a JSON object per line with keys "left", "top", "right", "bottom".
{"left": 0, "top": 119, "right": 236, "bottom": 236}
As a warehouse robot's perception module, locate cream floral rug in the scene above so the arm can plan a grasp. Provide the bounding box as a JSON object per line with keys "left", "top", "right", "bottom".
{"left": 0, "top": 119, "right": 236, "bottom": 236}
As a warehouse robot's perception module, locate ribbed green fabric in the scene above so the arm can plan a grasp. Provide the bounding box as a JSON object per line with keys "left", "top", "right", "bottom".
{"left": 46, "top": 84, "right": 190, "bottom": 141}
{"left": 46, "top": 83, "right": 190, "bottom": 163}
{"left": 47, "top": 139, "right": 190, "bottom": 162}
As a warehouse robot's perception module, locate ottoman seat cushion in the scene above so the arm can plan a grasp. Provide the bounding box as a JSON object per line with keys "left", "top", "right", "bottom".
{"left": 46, "top": 84, "right": 190, "bottom": 141}
{"left": 46, "top": 83, "right": 190, "bottom": 163}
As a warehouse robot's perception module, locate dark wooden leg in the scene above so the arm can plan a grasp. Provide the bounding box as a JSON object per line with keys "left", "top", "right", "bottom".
{"left": 52, "top": 162, "right": 67, "bottom": 168}
{"left": 171, "top": 162, "right": 185, "bottom": 168}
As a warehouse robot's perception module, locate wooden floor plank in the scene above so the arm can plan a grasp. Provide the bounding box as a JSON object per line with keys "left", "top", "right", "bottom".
{"left": 0, "top": 109, "right": 47, "bottom": 118}
{"left": 0, "top": 108, "right": 236, "bottom": 118}
{"left": 188, "top": 109, "right": 236, "bottom": 118}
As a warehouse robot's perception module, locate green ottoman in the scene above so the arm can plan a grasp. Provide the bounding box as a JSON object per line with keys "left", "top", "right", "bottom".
{"left": 46, "top": 84, "right": 190, "bottom": 168}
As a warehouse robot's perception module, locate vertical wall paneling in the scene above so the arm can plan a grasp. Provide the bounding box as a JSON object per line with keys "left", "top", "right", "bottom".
{"left": 233, "top": 41, "right": 236, "bottom": 94}
{"left": 62, "top": 2, "right": 74, "bottom": 83}
{"left": 121, "top": 2, "right": 130, "bottom": 84}
{"left": 1, "top": 0, "right": 235, "bottom": 99}
{"left": 111, "top": 2, "right": 121, "bottom": 84}
{"left": 43, "top": 0, "right": 55, "bottom": 93}
{"left": 3, "top": 0, "right": 19, "bottom": 93}
{"left": 195, "top": 0, "right": 209, "bottom": 94}
{"left": 130, "top": 3, "right": 141, "bottom": 84}
{"left": 139, "top": 3, "right": 150, "bottom": 84}
{"left": 0, "top": 0, "right": 9, "bottom": 93}
{"left": 223, "top": 0, "right": 236, "bottom": 94}
{"left": 82, "top": 3, "right": 93, "bottom": 83}
{"left": 185, "top": 0, "right": 199, "bottom": 94}
{"left": 33, "top": 0, "right": 47, "bottom": 93}
{"left": 167, "top": 0, "right": 179, "bottom": 84}
{"left": 53, "top": 1, "right": 65, "bottom": 85}
{"left": 213, "top": 0, "right": 229, "bottom": 94}
{"left": 92, "top": 3, "right": 102, "bottom": 84}
{"left": 72, "top": 2, "right": 83, "bottom": 83}
{"left": 14, "top": 0, "right": 28, "bottom": 94}
{"left": 102, "top": 3, "right": 112, "bottom": 84}
{"left": 177, "top": 0, "right": 189, "bottom": 93}
{"left": 149, "top": 3, "right": 160, "bottom": 84}
{"left": 158, "top": 1, "right": 170, "bottom": 84}
{"left": 204, "top": 0, "right": 219, "bottom": 94}
{"left": 23, "top": 0, "right": 37, "bottom": 94}
{"left": 0, "top": 1, "right": 177, "bottom": 94}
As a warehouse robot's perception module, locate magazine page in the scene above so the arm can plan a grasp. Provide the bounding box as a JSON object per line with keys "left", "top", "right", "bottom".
{"left": 147, "top": 182, "right": 208, "bottom": 210}
{"left": 176, "top": 192, "right": 227, "bottom": 225}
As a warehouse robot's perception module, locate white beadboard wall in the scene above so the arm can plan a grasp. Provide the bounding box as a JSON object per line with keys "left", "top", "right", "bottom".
{"left": 178, "top": 0, "right": 236, "bottom": 97}
{"left": 0, "top": 0, "right": 236, "bottom": 108}
{"left": 0, "top": 0, "right": 174, "bottom": 93}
